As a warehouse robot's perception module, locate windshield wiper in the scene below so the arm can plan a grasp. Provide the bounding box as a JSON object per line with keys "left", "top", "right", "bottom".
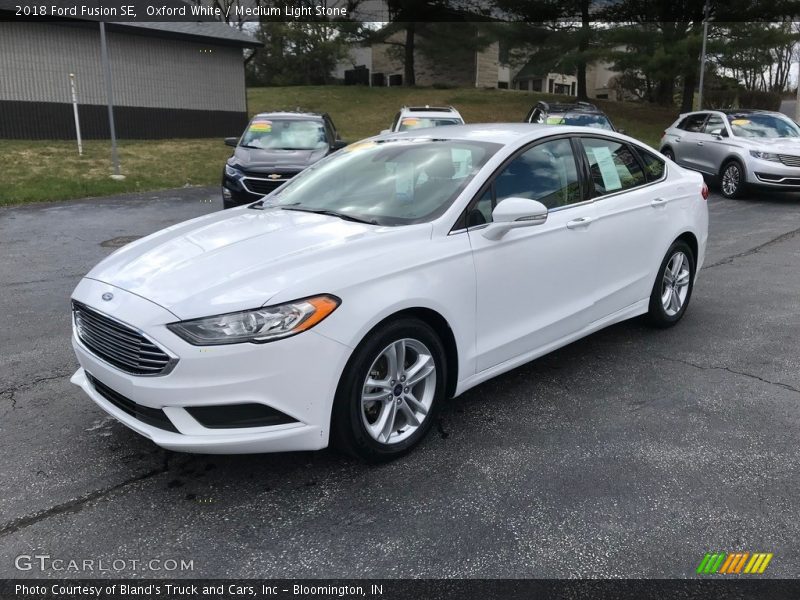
{"left": 281, "top": 207, "right": 378, "bottom": 225}
{"left": 239, "top": 143, "right": 261, "bottom": 149}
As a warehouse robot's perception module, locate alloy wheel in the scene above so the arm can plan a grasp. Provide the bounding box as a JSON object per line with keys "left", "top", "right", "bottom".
{"left": 661, "top": 251, "right": 691, "bottom": 316}
{"left": 360, "top": 338, "right": 436, "bottom": 445}
{"left": 722, "top": 164, "right": 740, "bottom": 197}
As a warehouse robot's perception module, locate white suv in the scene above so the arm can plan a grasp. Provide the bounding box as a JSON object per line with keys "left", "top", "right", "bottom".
{"left": 381, "top": 106, "right": 464, "bottom": 134}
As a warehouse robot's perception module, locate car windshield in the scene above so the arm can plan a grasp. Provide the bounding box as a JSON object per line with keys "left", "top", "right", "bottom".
{"left": 547, "top": 113, "right": 614, "bottom": 130}
{"left": 727, "top": 113, "right": 800, "bottom": 138}
{"left": 240, "top": 118, "right": 328, "bottom": 150}
{"left": 398, "top": 117, "right": 463, "bottom": 131}
{"left": 260, "top": 139, "right": 500, "bottom": 226}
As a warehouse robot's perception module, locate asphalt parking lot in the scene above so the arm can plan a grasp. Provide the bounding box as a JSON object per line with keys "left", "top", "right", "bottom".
{"left": 1, "top": 186, "right": 799, "bottom": 579}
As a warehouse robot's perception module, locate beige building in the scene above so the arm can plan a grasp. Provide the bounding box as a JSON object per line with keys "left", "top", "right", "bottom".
{"left": 337, "top": 32, "right": 617, "bottom": 98}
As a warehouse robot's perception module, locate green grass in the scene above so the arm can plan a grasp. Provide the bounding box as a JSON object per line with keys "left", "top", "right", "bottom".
{"left": 0, "top": 86, "right": 678, "bottom": 206}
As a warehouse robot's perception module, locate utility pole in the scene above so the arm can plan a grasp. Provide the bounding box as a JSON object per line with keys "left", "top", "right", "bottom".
{"left": 795, "top": 53, "right": 800, "bottom": 122}
{"left": 69, "top": 73, "right": 83, "bottom": 156}
{"left": 697, "top": 0, "right": 711, "bottom": 110}
{"left": 99, "top": 20, "right": 124, "bottom": 180}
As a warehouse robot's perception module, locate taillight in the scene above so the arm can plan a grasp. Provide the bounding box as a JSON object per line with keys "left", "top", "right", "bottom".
{"left": 701, "top": 182, "right": 709, "bottom": 200}
{"left": 662, "top": 130, "right": 667, "bottom": 138}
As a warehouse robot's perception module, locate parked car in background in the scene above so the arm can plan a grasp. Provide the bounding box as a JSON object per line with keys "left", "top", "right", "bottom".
{"left": 381, "top": 106, "right": 464, "bottom": 134}
{"left": 525, "top": 101, "right": 619, "bottom": 132}
{"left": 221, "top": 111, "right": 348, "bottom": 208}
{"left": 660, "top": 109, "right": 800, "bottom": 199}
{"left": 70, "top": 124, "right": 707, "bottom": 460}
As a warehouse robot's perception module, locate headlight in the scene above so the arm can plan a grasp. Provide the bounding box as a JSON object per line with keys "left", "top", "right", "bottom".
{"left": 225, "top": 164, "right": 243, "bottom": 178}
{"left": 749, "top": 150, "right": 781, "bottom": 162}
{"left": 167, "top": 295, "right": 340, "bottom": 345}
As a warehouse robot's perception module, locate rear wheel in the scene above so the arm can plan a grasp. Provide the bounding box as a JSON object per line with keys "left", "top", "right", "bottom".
{"left": 647, "top": 241, "right": 695, "bottom": 328}
{"left": 330, "top": 318, "right": 446, "bottom": 462}
{"left": 720, "top": 159, "right": 746, "bottom": 199}
{"left": 662, "top": 147, "right": 675, "bottom": 161}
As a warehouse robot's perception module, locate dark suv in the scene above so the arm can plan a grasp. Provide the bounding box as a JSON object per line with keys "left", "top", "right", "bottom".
{"left": 524, "top": 101, "right": 618, "bottom": 132}
{"left": 221, "top": 111, "right": 347, "bottom": 208}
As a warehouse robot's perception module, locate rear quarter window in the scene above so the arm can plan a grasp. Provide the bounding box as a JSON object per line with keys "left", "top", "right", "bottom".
{"left": 637, "top": 148, "right": 666, "bottom": 182}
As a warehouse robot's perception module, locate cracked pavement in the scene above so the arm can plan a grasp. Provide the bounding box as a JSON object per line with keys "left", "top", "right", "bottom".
{"left": 1, "top": 186, "right": 799, "bottom": 578}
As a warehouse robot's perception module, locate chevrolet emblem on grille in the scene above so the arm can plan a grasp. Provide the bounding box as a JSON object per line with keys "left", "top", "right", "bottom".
{"left": 268, "top": 174, "right": 281, "bottom": 179}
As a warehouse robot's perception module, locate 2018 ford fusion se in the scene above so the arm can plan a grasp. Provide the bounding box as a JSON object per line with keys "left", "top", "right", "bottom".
{"left": 71, "top": 124, "right": 708, "bottom": 461}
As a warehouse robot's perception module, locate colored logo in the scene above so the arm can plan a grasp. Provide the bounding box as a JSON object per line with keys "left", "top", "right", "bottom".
{"left": 697, "top": 552, "right": 773, "bottom": 574}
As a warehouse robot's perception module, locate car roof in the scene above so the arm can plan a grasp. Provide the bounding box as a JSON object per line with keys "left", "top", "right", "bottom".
{"left": 252, "top": 111, "right": 325, "bottom": 120}
{"left": 379, "top": 122, "right": 622, "bottom": 145}
{"left": 399, "top": 106, "right": 463, "bottom": 119}
{"left": 681, "top": 108, "right": 778, "bottom": 117}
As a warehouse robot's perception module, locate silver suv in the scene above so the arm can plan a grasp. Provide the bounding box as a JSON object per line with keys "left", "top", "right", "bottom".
{"left": 660, "top": 109, "right": 800, "bottom": 198}
{"left": 381, "top": 106, "right": 464, "bottom": 134}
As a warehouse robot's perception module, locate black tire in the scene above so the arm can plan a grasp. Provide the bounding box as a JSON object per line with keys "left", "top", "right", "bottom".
{"left": 330, "top": 317, "right": 447, "bottom": 462}
{"left": 647, "top": 240, "right": 696, "bottom": 328}
{"left": 662, "top": 147, "right": 675, "bottom": 162}
{"left": 719, "top": 159, "right": 746, "bottom": 199}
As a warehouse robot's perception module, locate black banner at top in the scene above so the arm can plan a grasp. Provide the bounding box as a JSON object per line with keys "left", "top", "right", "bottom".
{"left": 1, "top": 0, "right": 799, "bottom": 22}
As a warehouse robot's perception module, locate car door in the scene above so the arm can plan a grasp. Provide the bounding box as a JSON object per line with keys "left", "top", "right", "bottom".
{"left": 672, "top": 113, "right": 709, "bottom": 170}
{"left": 694, "top": 113, "right": 731, "bottom": 175}
{"left": 577, "top": 136, "right": 674, "bottom": 315}
{"left": 466, "top": 136, "right": 601, "bottom": 372}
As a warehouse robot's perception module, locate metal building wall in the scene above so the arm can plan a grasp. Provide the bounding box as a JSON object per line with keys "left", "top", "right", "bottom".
{"left": 0, "top": 21, "right": 249, "bottom": 139}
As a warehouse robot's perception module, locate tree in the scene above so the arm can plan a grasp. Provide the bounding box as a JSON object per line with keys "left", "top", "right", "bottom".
{"left": 494, "top": 0, "right": 598, "bottom": 100}
{"left": 714, "top": 21, "right": 800, "bottom": 92}
{"left": 372, "top": 0, "right": 493, "bottom": 86}
{"left": 603, "top": 0, "right": 800, "bottom": 110}
{"left": 246, "top": 22, "right": 352, "bottom": 86}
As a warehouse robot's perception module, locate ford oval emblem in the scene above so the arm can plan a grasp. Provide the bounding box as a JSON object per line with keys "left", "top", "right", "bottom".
{"left": 102, "top": 292, "right": 114, "bottom": 301}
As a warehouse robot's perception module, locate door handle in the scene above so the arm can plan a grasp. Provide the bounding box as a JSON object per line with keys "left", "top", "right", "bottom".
{"left": 651, "top": 197, "right": 667, "bottom": 207}
{"left": 566, "top": 216, "right": 593, "bottom": 229}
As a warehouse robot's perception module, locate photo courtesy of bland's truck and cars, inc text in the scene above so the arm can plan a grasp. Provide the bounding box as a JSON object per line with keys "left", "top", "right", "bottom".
{"left": 1, "top": 0, "right": 800, "bottom": 598}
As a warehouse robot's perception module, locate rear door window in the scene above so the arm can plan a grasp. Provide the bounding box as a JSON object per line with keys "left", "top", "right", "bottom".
{"left": 637, "top": 148, "right": 666, "bottom": 182}
{"left": 581, "top": 138, "right": 646, "bottom": 195}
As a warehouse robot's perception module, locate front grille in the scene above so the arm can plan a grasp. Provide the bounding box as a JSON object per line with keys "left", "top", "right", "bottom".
{"left": 86, "top": 372, "right": 178, "bottom": 433}
{"left": 72, "top": 300, "right": 175, "bottom": 376}
{"left": 242, "top": 172, "right": 294, "bottom": 196}
{"left": 778, "top": 154, "right": 800, "bottom": 167}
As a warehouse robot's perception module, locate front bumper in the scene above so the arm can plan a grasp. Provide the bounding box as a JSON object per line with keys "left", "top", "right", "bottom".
{"left": 70, "top": 279, "right": 351, "bottom": 454}
{"left": 746, "top": 159, "right": 800, "bottom": 188}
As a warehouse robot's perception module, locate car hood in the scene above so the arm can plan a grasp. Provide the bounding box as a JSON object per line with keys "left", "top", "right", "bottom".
{"left": 85, "top": 208, "right": 432, "bottom": 319}
{"left": 739, "top": 137, "right": 800, "bottom": 152}
{"left": 231, "top": 146, "right": 328, "bottom": 171}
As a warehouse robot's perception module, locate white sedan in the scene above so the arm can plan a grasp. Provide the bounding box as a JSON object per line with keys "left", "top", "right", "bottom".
{"left": 70, "top": 124, "right": 709, "bottom": 461}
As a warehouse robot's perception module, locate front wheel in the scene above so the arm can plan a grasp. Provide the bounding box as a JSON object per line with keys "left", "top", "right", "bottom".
{"left": 330, "top": 318, "right": 446, "bottom": 462}
{"left": 647, "top": 241, "right": 695, "bottom": 328}
{"left": 720, "top": 160, "right": 746, "bottom": 199}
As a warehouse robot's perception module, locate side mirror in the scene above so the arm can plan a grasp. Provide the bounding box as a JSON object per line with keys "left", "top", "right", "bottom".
{"left": 482, "top": 197, "right": 548, "bottom": 240}
{"left": 331, "top": 140, "right": 349, "bottom": 151}
{"left": 224, "top": 137, "right": 238, "bottom": 147}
